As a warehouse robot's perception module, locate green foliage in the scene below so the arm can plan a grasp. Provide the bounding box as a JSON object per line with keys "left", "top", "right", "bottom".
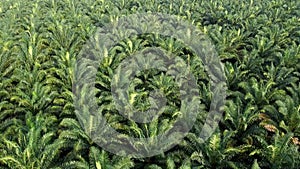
{"left": 0, "top": 113, "right": 62, "bottom": 169}
{"left": 0, "top": 0, "right": 299, "bottom": 168}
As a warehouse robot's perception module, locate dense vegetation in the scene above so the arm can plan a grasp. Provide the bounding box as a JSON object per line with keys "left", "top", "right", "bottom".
{"left": 0, "top": 0, "right": 299, "bottom": 168}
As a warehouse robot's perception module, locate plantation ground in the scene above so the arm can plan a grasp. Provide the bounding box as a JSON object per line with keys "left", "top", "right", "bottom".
{"left": 0, "top": 0, "right": 300, "bottom": 168}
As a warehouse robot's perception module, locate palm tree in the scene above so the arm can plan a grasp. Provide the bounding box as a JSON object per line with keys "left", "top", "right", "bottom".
{"left": 0, "top": 112, "right": 65, "bottom": 169}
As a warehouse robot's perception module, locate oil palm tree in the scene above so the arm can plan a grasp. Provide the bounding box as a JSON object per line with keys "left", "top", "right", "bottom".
{"left": 0, "top": 113, "right": 64, "bottom": 169}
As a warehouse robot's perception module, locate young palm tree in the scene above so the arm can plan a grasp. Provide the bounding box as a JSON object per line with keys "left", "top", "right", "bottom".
{"left": 0, "top": 113, "right": 64, "bottom": 169}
